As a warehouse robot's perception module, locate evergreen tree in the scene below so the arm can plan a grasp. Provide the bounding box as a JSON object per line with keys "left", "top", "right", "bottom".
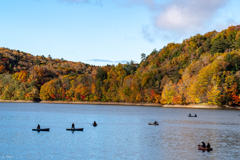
{"left": 210, "top": 37, "right": 229, "bottom": 54}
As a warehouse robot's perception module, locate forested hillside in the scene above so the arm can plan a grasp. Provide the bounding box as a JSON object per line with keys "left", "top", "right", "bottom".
{"left": 1, "top": 25, "right": 240, "bottom": 106}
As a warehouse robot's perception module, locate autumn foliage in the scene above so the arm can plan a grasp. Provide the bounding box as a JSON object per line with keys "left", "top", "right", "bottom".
{"left": 1, "top": 25, "right": 240, "bottom": 106}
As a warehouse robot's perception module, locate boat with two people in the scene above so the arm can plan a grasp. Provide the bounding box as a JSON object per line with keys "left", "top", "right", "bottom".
{"left": 188, "top": 113, "right": 197, "bottom": 117}
{"left": 198, "top": 142, "right": 212, "bottom": 151}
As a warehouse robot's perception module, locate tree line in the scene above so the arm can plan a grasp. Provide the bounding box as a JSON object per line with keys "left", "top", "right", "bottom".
{"left": 1, "top": 25, "right": 240, "bottom": 106}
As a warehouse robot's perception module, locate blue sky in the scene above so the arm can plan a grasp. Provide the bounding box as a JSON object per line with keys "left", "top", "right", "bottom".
{"left": 1, "top": 0, "right": 240, "bottom": 66}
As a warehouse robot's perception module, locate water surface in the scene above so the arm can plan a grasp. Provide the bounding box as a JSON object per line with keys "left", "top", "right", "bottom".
{"left": 0, "top": 103, "right": 240, "bottom": 159}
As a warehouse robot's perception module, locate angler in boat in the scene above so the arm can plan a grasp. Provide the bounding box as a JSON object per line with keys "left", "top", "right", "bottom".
{"left": 148, "top": 121, "right": 159, "bottom": 125}
{"left": 32, "top": 124, "right": 50, "bottom": 131}
{"left": 71, "top": 123, "right": 75, "bottom": 129}
{"left": 202, "top": 141, "right": 206, "bottom": 148}
{"left": 188, "top": 113, "right": 197, "bottom": 117}
{"left": 93, "top": 121, "right": 97, "bottom": 126}
{"left": 207, "top": 143, "right": 211, "bottom": 148}
{"left": 66, "top": 123, "right": 83, "bottom": 131}
{"left": 198, "top": 142, "right": 212, "bottom": 151}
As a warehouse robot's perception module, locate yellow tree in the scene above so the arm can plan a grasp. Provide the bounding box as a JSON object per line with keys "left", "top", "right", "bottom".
{"left": 207, "top": 74, "right": 221, "bottom": 105}
{"left": 40, "top": 80, "right": 56, "bottom": 100}
{"left": 161, "top": 81, "right": 176, "bottom": 104}
{"left": 18, "top": 70, "right": 28, "bottom": 82}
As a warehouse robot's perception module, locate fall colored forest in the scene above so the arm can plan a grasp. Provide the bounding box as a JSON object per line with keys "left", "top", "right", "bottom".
{"left": 1, "top": 25, "right": 240, "bottom": 106}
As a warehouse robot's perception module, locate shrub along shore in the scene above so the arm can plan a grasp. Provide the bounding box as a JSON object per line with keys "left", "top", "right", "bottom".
{"left": 1, "top": 100, "right": 240, "bottom": 109}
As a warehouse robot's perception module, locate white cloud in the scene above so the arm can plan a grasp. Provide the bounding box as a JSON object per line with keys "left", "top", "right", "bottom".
{"left": 155, "top": 0, "right": 228, "bottom": 33}
{"left": 60, "top": 0, "right": 233, "bottom": 40}
{"left": 119, "top": 0, "right": 230, "bottom": 39}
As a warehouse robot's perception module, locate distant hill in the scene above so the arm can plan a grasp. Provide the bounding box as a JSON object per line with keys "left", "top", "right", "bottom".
{"left": 0, "top": 47, "right": 97, "bottom": 75}
{"left": 1, "top": 25, "right": 240, "bottom": 106}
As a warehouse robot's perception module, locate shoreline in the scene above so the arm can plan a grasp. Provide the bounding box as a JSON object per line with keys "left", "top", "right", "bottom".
{"left": 0, "top": 100, "right": 240, "bottom": 110}
{"left": 0, "top": 100, "right": 38, "bottom": 103}
{"left": 40, "top": 101, "right": 163, "bottom": 107}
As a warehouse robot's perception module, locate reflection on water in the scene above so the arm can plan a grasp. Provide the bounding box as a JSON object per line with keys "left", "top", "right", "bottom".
{"left": 0, "top": 103, "right": 240, "bottom": 159}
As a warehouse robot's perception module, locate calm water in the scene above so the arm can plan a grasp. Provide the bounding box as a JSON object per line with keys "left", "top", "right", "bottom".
{"left": 0, "top": 103, "right": 240, "bottom": 160}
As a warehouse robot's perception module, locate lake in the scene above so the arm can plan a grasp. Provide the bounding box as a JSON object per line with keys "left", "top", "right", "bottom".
{"left": 0, "top": 103, "right": 240, "bottom": 160}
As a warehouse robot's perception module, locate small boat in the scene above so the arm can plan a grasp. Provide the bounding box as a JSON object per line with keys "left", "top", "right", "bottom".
{"left": 93, "top": 123, "right": 97, "bottom": 127}
{"left": 32, "top": 128, "right": 50, "bottom": 131}
{"left": 66, "top": 128, "right": 84, "bottom": 131}
{"left": 188, "top": 115, "right": 197, "bottom": 117}
{"left": 148, "top": 122, "right": 159, "bottom": 125}
{"left": 198, "top": 145, "right": 213, "bottom": 151}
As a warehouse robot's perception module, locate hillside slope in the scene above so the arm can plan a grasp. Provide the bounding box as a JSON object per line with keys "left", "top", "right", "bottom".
{"left": 1, "top": 25, "right": 240, "bottom": 106}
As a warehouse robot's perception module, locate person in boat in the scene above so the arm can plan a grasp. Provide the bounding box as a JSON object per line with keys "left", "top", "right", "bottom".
{"left": 207, "top": 143, "right": 211, "bottom": 148}
{"left": 202, "top": 141, "right": 206, "bottom": 148}
{"left": 71, "top": 123, "right": 75, "bottom": 129}
{"left": 37, "top": 124, "right": 40, "bottom": 129}
{"left": 154, "top": 121, "right": 158, "bottom": 124}
{"left": 189, "top": 113, "right": 191, "bottom": 116}
{"left": 195, "top": 114, "right": 197, "bottom": 117}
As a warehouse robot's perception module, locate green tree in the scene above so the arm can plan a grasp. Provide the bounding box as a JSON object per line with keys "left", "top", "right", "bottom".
{"left": 210, "top": 37, "right": 229, "bottom": 54}
{"left": 141, "top": 53, "right": 146, "bottom": 61}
